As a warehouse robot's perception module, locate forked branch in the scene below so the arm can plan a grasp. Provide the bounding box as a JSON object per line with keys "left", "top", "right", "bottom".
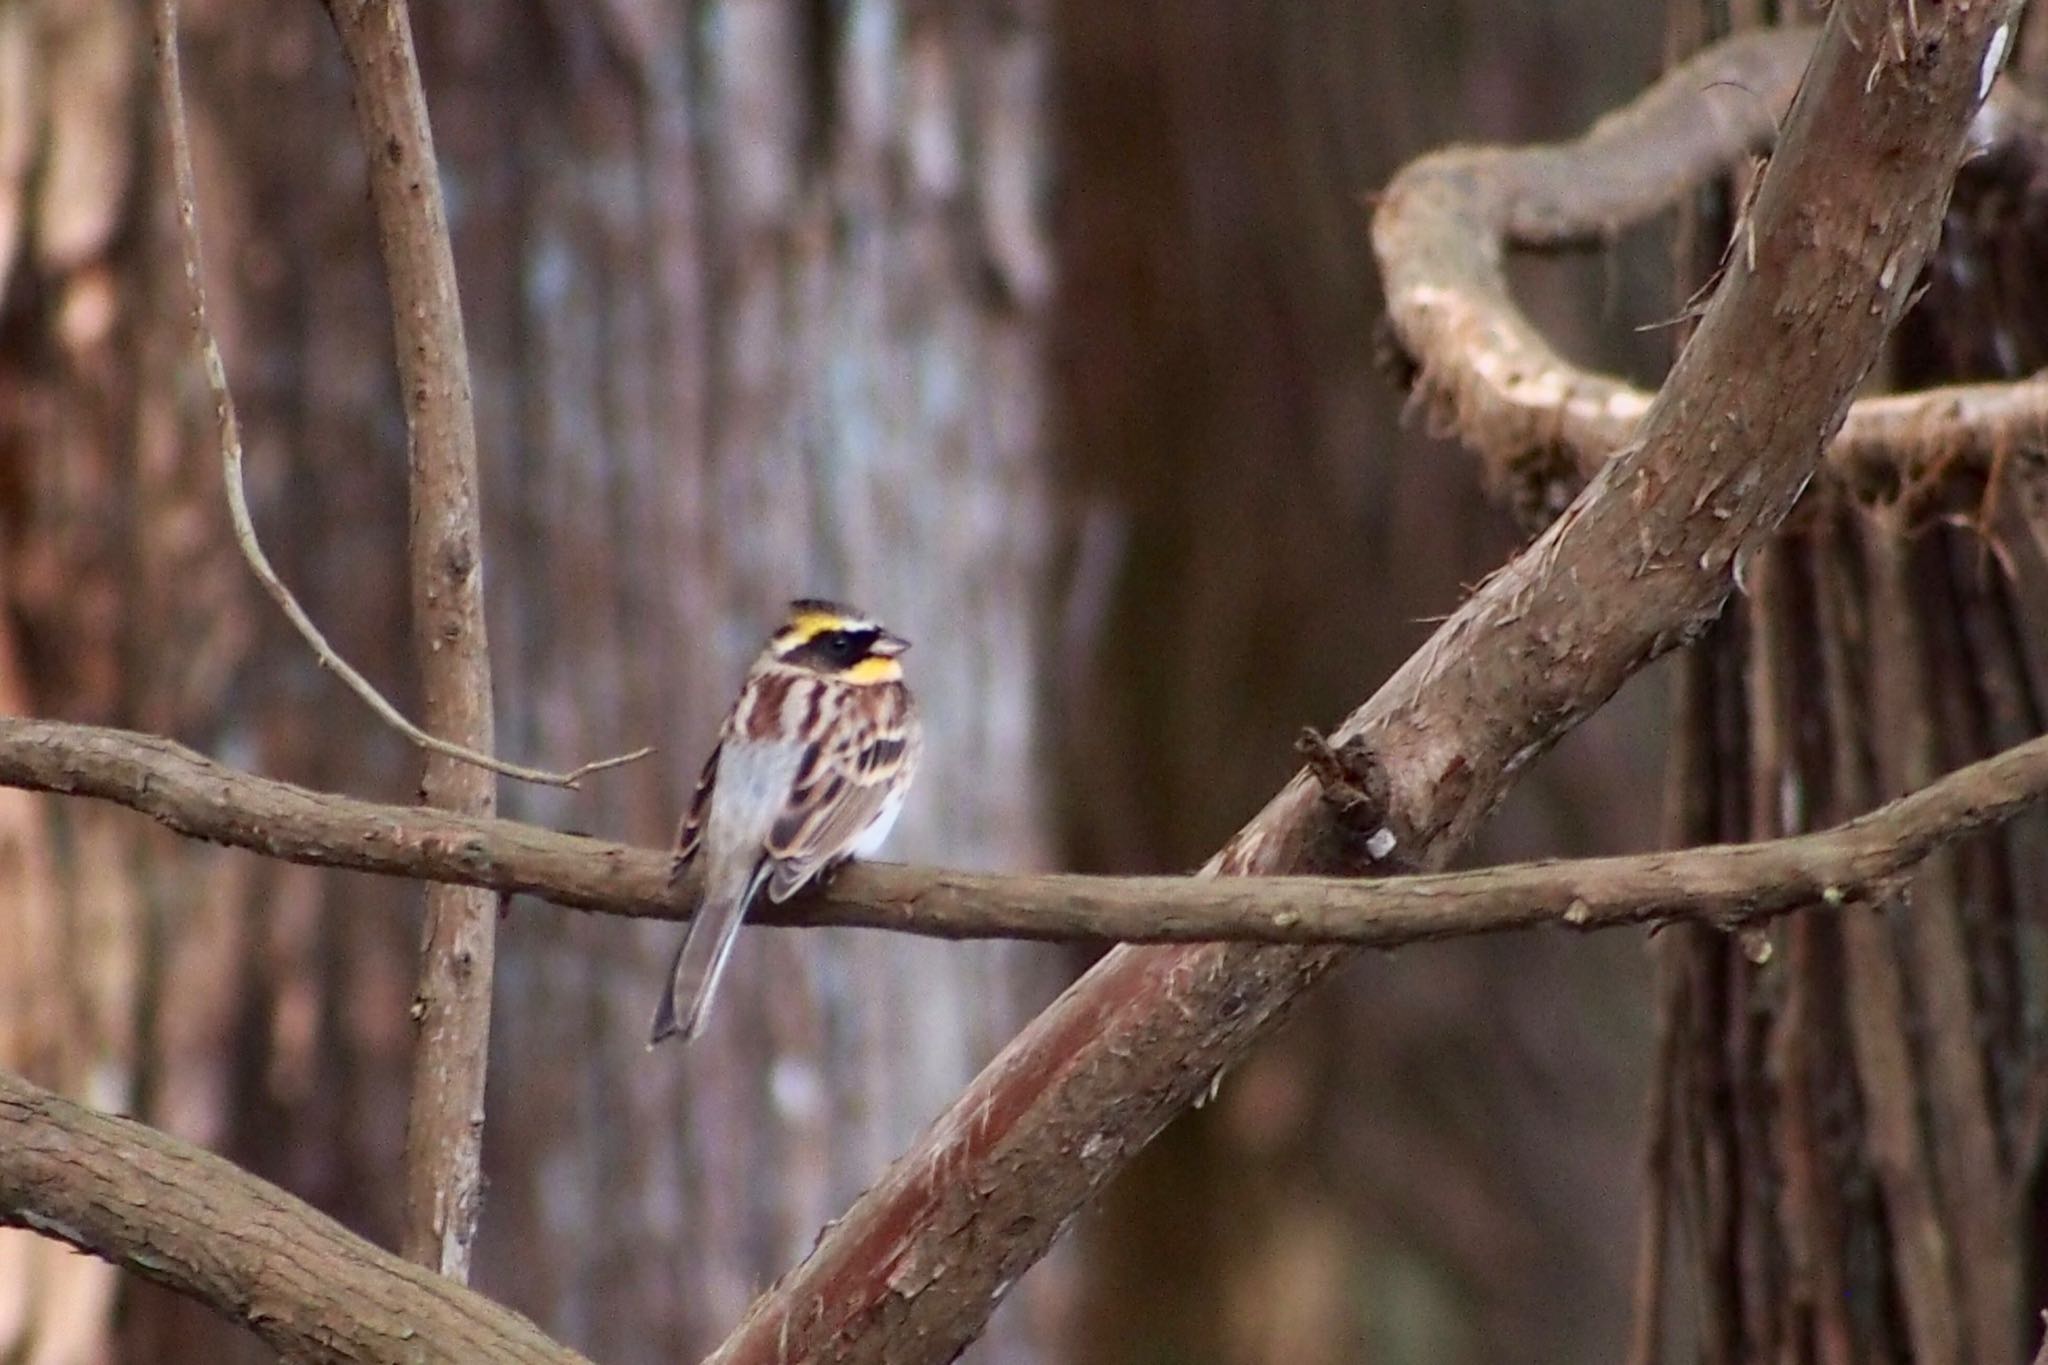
{"left": 3, "top": 698, "right": 2046, "bottom": 1359}
{"left": 151, "top": 0, "right": 647, "bottom": 794}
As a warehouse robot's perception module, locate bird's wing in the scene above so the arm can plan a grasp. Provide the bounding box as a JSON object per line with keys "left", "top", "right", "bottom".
{"left": 671, "top": 740, "right": 721, "bottom": 873}
{"left": 763, "top": 727, "right": 914, "bottom": 901}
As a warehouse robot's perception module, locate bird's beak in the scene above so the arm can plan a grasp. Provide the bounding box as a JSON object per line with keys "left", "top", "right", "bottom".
{"left": 874, "top": 629, "right": 911, "bottom": 657}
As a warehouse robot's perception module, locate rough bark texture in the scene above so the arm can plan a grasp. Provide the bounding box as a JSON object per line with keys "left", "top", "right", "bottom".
{"left": 706, "top": 2, "right": 2023, "bottom": 1360}
{"left": 0, "top": 2, "right": 1056, "bottom": 1361}
{"left": 1649, "top": 497, "right": 2045, "bottom": 1365}
{"left": 1632, "top": 7, "right": 2048, "bottom": 1361}
{"left": 0, "top": 1069, "right": 588, "bottom": 1365}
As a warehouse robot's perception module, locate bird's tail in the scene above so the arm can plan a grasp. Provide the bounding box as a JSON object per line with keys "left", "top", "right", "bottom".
{"left": 649, "top": 858, "right": 768, "bottom": 1046}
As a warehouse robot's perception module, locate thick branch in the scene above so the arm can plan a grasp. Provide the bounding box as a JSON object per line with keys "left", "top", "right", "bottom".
{"left": 5, "top": 716, "right": 2048, "bottom": 947}
{"left": 0, "top": 1069, "right": 588, "bottom": 1365}
{"left": 704, "top": 4, "right": 2026, "bottom": 1362}
{"left": 1374, "top": 24, "right": 2048, "bottom": 519}
{"left": 320, "top": 0, "right": 500, "bottom": 1278}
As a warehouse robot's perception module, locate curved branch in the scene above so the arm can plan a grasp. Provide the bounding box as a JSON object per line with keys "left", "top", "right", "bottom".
{"left": 1374, "top": 25, "right": 2048, "bottom": 520}
{"left": 2, "top": 713, "right": 2045, "bottom": 944}
{"left": 151, "top": 0, "right": 643, "bottom": 793}
{"left": 0, "top": 1070, "right": 589, "bottom": 1365}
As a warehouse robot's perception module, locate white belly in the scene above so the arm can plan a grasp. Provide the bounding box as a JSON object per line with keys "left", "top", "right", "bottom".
{"left": 848, "top": 784, "right": 907, "bottom": 857}
{"left": 704, "top": 740, "right": 805, "bottom": 856}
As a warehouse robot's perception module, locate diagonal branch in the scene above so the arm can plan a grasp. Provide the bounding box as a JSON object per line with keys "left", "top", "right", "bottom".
{"left": 6, "top": 9, "right": 2022, "bottom": 1359}
{"left": 2, "top": 715, "right": 2048, "bottom": 948}
{"left": 0, "top": 1069, "right": 590, "bottom": 1365}
{"left": 700, "top": 3, "right": 2028, "bottom": 1362}
{"left": 8, "top": 704, "right": 2044, "bottom": 1360}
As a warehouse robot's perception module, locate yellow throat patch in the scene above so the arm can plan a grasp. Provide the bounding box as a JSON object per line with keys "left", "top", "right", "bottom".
{"left": 844, "top": 654, "right": 903, "bottom": 684}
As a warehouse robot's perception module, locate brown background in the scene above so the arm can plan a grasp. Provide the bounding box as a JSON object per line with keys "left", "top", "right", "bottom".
{"left": 0, "top": 1, "right": 1867, "bottom": 1362}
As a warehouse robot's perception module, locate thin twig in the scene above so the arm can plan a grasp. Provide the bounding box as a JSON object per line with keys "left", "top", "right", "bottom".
{"left": 4, "top": 716, "right": 2048, "bottom": 950}
{"left": 151, "top": 0, "right": 646, "bottom": 792}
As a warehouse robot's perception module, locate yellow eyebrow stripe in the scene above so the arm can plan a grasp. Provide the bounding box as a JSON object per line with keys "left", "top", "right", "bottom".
{"left": 785, "top": 609, "right": 859, "bottom": 641}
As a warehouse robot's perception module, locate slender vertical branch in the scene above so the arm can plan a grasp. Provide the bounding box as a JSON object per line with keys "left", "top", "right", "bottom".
{"left": 1815, "top": 514, "right": 1959, "bottom": 1365}
{"left": 1630, "top": 636, "right": 1719, "bottom": 1365}
{"left": 1755, "top": 540, "right": 1856, "bottom": 1365}
{"left": 1621, "top": 944, "right": 1681, "bottom": 1365}
{"left": 1865, "top": 520, "right": 2019, "bottom": 1364}
{"left": 1732, "top": 546, "right": 1788, "bottom": 1360}
{"left": 320, "top": 0, "right": 499, "bottom": 1279}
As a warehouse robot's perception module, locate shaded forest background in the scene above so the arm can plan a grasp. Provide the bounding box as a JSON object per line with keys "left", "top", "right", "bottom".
{"left": 0, "top": 1, "right": 1881, "bottom": 1363}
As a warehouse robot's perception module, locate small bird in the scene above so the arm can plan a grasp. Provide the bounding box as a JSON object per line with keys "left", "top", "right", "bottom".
{"left": 649, "top": 599, "right": 923, "bottom": 1045}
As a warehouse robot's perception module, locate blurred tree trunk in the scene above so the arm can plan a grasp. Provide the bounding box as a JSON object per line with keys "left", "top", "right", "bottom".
{"left": 0, "top": 2, "right": 1059, "bottom": 1362}
{"left": 1642, "top": 6, "right": 2048, "bottom": 1364}
{"left": 1054, "top": 3, "right": 1666, "bottom": 1364}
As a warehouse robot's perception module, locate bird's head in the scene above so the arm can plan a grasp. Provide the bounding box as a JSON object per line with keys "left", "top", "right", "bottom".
{"left": 769, "top": 599, "right": 911, "bottom": 682}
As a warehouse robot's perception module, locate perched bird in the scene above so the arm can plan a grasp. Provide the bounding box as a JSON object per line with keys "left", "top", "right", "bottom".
{"left": 649, "top": 599, "right": 922, "bottom": 1045}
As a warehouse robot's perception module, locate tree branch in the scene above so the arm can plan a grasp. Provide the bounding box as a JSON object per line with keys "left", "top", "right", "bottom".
{"left": 318, "top": 0, "right": 498, "bottom": 1280}
{"left": 1374, "top": 24, "right": 2048, "bottom": 522}
{"left": 0, "top": 1069, "right": 589, "bottom": 1365}
{"left": 4, "top": 709, "right": 2047, "bottom": 942}
{"left": 9, "top": 7, "right": 2023, "bottom": 1359}
{"left": 699, "top": 3, "right": 2027, "bottom": 1361}
{"left": 1813, "top": 515, "right": 1958, "bottom": 1363}
{"left": 12, "top": 691, "right": 2047, "bottom": 1357}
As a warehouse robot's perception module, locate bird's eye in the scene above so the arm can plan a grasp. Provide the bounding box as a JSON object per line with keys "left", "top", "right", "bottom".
{"left": 823, "top": 631, "right": 859, "bottom": 662}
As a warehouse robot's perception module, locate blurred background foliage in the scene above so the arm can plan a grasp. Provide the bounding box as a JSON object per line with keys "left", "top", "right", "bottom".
{"left": 0, "top": 0, "right": 1973, "bottom": 1362}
